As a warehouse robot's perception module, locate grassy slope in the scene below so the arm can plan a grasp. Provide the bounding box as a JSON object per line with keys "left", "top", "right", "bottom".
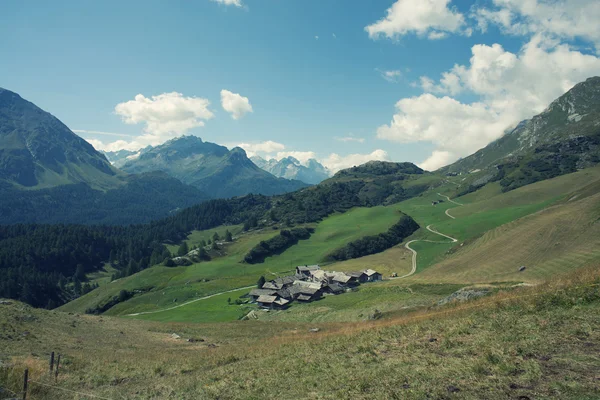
{"left": 2, "top": 268, "right": 599, "bottom": 399}
{"left": 397, "top": 166, "right": 600, "bottom": 278}
{"left": 62, "top": 166, "right": 600, "bottom": 323}
{"left": 61, "top": 206, "right": 402, "bottom": 320}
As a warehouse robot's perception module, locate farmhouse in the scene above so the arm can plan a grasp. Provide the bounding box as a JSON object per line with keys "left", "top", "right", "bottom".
{"left": 347, "top": 271, "right": 368, "bottom": 285}
{"left": 249, "top": 288, "right": 278, "bottom": 302}
{"left": 257, "top": 295, "right": 290, "bottom": 310}
{"left": 364, "top": 269, "right": 382, "bottom": 282}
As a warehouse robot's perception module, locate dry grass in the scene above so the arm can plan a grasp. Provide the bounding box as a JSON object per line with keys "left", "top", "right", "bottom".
{"left": 2, "top": 267, "right": 599, "bottom": 399}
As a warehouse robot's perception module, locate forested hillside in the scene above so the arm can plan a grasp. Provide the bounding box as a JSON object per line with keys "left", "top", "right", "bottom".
{"left": 0, "top": 163, "right": 430, "bottom": 308}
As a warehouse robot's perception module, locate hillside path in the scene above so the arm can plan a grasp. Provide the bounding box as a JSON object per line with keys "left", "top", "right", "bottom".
{"left": 126, "top": 285, "right": 256, "bottom": 317}
{"left": 438, "top": 193, "right": 463, "bottom": 219}
{"left": 396, "top": 193, "right": 462, "bottom": 279}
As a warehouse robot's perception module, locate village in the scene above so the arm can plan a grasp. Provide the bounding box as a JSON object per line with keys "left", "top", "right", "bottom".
{"left": 248, "top": 265, "right": 382, "bottom": 310}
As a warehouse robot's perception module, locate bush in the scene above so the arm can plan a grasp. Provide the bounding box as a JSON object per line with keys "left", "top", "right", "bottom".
{"left": 244, "top": 227, "right": 314, "bottom": 264}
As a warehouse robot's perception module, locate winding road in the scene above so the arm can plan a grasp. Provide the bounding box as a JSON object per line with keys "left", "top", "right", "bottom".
{"left": 396, "top": 194, "right": 462, "bottom": 280}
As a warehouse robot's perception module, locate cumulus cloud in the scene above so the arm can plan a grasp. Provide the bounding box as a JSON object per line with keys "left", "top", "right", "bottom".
{"left": 418, "top": 151, "right": 455, "bottom": 171}
{"left": 472, "top": 0, "right": 600, "bottom": 51}
{"left": 114, "top": 92, "right": 214, "bottom": 142}
{"left": 323, "top": 150, "right": 390, "bottom": 173}
{"left": 377, "top": 69, "right": 403, "bottom": 83}
{"left": 220, "top": 90, "right": 253, "bottom": 120}
{"left": 211, "top": 0, "right": 243, "bottom": 7}
{"left": 365, "top": 0, "right": 465, "bottom": 41}
{"left": 378, "top": 36, "right": 600, "bottom": 170}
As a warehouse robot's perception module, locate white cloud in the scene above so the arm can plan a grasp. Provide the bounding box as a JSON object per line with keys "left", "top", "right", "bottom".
{"left": 211, "top": 0, "right": 243, "bottom": 7}
{"left": 87, "top": 139, "right": 145, "bottom": 152}
{"left": 220, "top": 90, "right": 253, "bottom": 120}
{"left": 323, "top": 150, "right": 390, "bottom": 173}
{"left": 238, "top": 141, "right": 285, "bottom": 156}
{"left": 473, "top": 0, "right": 600, "bottom": 51}
{"left": 377, "top": 69, "right": 403, "bottom": 83}
{"left": 114, "top": 91, "right": 214, "bottom": 146}
{"left": 418, "top": 151, "right": 455, "bottom": 171}
{"left": 315, "top": 36, "right": 319, "bottom": 40}
{"left": 335, "top": 136, "right": 366, "bottom": 143}
{"left": 365, "top": 0, "right": 465, "bottom": 41}
{"left": 377, "top": 36, "right": 600, "bottom": 170}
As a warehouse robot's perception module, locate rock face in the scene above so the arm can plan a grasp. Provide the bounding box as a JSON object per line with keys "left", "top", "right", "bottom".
{"left": 0, "top": 87, "right": 120, "bottom": 189}
{"left": 120, "top": 136, "right": 309, "bottom": 198}
{"left": 251, "top": 156, "right": 330, "bottom": 184}
{"left": 442, "top": 76, "right": 600, "bottom": 175}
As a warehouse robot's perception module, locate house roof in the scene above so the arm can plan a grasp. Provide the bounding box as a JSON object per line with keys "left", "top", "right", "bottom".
{"left": 273, "top": 276, "right": 296, "bottom": 286}
{"left": 297, "top": 265, "right": 320, "bottom": 272}
{"left": 249, "top": 289, "right": 277, "bottom": 297}
{"left": 257, "top": 295, "right": 277, "bottom": 303}
{"left": 294, "top": 280, "right": 322, "bottom": 290}
{"left": 332, "top": 274, "right": 351, "bottom": 284}
{"left": 348, "top": 271, "right": 367, "bottom": 278}
{"left": 298, "top": 286, "right": 321, "bottom": 295}
{"left": 364, "top": 269, "right": 380, "bottom": 276}
{"left": 262, "top": 282, "right": 282, "bottom": 290}
{"left": 310, "top": 270, "right": 327, "bottom": 280}
{"left": 297, "top": 294, "right": 312, "bottom": 301}
{"left": 326, "top": 283, "right": 345, "bottom": 293}
{"left": 274, "top": 298, "right": 289, "bottom": 306}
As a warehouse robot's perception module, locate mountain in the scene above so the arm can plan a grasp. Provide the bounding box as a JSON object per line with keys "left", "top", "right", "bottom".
{"left": 120, "top": 136, "right": 309, "bottom": 198}
{"left": 250, "top": 155, "right": 330, "bottom": 184}
{"left": 102, "top": 148, "right": 152, "bottom": 168}
{"left": 443, "top": 76, "right": 600, "bottom": 176}
{"left": 0, "top": 87, "right": 121, "bottom": 189}
{"left": 0, "top": 89, "right": 209, "bottom": 225}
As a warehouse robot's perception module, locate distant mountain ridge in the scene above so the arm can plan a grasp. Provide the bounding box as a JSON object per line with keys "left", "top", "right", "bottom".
{"left": 251, "top": 155, "right": 330, "bottom": 184}
{"left": 0, "top": 87, "right": 121, "bottom": 189}
{"left": 120, "top": 136, "right": 309, "bottom": 198}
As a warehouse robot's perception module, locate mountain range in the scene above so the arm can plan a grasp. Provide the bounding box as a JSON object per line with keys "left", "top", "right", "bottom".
{"left": 250, "top": 155, "right": 330, "bottom": 184}
{"left": 1, "top": 76, "right": 599, "bottom": 225}
{"left": 0, "top": 89, "right": 305, "bottom": 224}
{"left": 119, "top": 136, "right": 309, "bottom": 198}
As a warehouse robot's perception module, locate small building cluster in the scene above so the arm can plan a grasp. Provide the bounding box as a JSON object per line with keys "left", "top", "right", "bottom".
{"left": 249, "top": 265, "right": 382, "bottom": 309}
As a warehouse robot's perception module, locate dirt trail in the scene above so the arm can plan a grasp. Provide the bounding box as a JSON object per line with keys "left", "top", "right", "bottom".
{"left": 396, "top": 194, "right": 462, "bottom": 279}
{"left": 126, "top": 285, "right": 256, "bottom": 317}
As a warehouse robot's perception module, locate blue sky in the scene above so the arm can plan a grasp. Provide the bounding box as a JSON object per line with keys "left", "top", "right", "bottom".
{"left": 2, "top": 0, "right": 600, "bottom": 171}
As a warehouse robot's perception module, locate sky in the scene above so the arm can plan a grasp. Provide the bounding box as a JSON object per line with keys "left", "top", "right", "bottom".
{"left": 2, "top": 0, "right": 600, "bottom": 172}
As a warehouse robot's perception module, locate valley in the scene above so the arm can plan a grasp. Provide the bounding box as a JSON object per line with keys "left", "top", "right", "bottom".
{"left": 1, "top": 75, "right": 600, "bottom": 399}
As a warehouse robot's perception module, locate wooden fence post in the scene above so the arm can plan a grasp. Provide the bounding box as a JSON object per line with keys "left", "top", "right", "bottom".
{"left": 22, "top": 368, "right": 28, "bottom": 400}
{"left": 55, "top": 354, "right": 61, "bottom": 381}
{"left": 49, "top": 351, "right": 55, "bottom": 373}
